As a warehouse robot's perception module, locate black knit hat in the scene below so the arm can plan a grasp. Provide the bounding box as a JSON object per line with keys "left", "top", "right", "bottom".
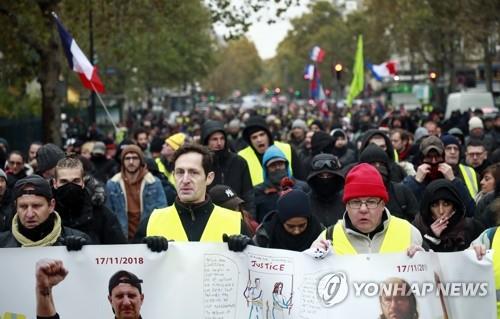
{"left": 277, "top": 189, "right": 310, "bottom": 222}
{"left": 242, "top": 115, "right": 272, "bottom": 144}
{"left": 307, "top": 153, "right": 343, "bottom": 181}
{"left": 149, "top": 137, "right": 164, "bottom": 153}
{"left": 108, "top": 270, "right": 143, "bottom": 295}
{"left": 311, "top": 131, "right": 334, "bottom": 156}
{"left": 359, "top": 143, "right": 389, "bottom": 165}
{"left": 36, "top": 143, "right": 65, "bottom": 173}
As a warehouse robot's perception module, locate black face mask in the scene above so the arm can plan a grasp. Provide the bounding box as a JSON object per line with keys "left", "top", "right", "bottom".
{"left": 268, "top": 169, "right": 288, "bottom": 186}
{"left": 376, "top": 165, "right": 390, "bottom": 185}
{"left": 54, "top": 183, "right": 86, "bottom": 215}
{"left": 312, "top": 178, "right": 341, "bottom": 197}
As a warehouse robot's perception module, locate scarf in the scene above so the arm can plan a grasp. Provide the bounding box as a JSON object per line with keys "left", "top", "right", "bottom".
{"left": 266, "top": 213, "right": 323, "bottom": 252}
{"left": 12, "top": 212, "right": 62, "bottom": 247}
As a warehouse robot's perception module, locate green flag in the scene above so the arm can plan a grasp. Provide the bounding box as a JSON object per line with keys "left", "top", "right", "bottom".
{"left": 347, "top": 35, "right": 364, "bottom": 107}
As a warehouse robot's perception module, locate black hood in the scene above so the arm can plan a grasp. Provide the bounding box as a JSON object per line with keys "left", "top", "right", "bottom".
{"left": 201, "top": 120, "right": 226, "bottom": 146}
{"left": 420, "top": 179, "right": 465, "bottom": 225}
{"left": 360, "top": 129, "right": 396, "bottom": 161}
{"left": 311, "top": 131, "right": 334, "bottom": 156}
{"left": 242, "top": 115, "right": 273, "bottom": 145}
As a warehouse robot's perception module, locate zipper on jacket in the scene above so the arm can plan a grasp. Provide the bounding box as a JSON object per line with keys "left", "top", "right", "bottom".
{"left": 189, "top": 207, "right": 195, "bottom": 221}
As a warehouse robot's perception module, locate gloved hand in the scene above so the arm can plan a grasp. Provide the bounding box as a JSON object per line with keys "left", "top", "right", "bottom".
{"left": 64, "top": 235, "right": 88, "bottom": 251}
{"left": 223, "top": 234, "right": 253, "bottom": 252}
{"left": 143, "top": 236, "right": 169, "bottom": 252}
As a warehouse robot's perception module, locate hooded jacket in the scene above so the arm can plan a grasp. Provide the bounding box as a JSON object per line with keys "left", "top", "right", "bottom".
{"left": 201, "top": 120, "right": 255, "bottom": 214}
{"left": 254, "top": 146, "right": 309, "bottom": 223}
{"left": 306, "top": 154, "right": 346, "bottom": 227}
{"left": 359, "top": 144, "right": 419, "bottom": 222}
{"left": 360, "top": 129, "right": 406, "bottom": 182}
{"left": 413, "top": 179, "right": 482, "bottom": 252}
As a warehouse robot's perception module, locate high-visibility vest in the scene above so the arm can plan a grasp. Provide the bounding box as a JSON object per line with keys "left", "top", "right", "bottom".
{"left": 238, "top": 141, "right": 293, "bottom": 186}
{"left": 491, "top": 227, "right": 500, "bottom": 317}
{"left": 459, "top": 164, "right": 478, "bottom": 198}
{"left": 146, "top": 204, "right": 241, "bottom": 242}
{"left": 323, "top": 216, "right": 412, "bottom": 254}
{"left": 393, "top": 149, "right": 399, "bottom": 162}
{"left": 155, "top": 157, "right": 176, "bottom": 185}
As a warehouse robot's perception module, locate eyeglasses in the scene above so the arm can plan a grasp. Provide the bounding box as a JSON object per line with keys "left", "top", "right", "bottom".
{"left": 347, "top": 198, "right": 381, "bottom": 209}
{"left": 312, "top": 158, "right": 341, "bottom": 171}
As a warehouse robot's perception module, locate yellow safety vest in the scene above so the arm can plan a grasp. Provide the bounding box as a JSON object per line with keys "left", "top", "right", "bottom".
{"left": 155, "top": 157, "right": 176, "bottom": 185}
{"left": 323, "top": 216, "right": 411, "bottom": 254}
{"left": 238, "top": 141, "right": 293, "bottom": 186}
{"left": 459, "top": 164, "right": 478, "bottom": 198}
{"left": 146, "top": 204, "right": 241, "bottom": 242}
{"left": 491, "top": 227, "right": 500, "bottom": 317}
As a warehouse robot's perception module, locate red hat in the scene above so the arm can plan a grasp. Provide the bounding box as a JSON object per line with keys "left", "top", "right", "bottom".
{"left": 342, "top": 163, "right": 389, "bottom": 203}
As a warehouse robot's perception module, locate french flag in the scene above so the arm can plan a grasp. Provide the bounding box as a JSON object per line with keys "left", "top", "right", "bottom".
{"left": 368, "top": 61, "right": 397, "bottom": 81}
{"left": 53, "top": 13, "right": 105, "bottom": 93}
{"left": 310, "top": 46, "right": 325, "bottom": 63}
{"left": 304, "top": 64, "right": 315, "bottom": 80}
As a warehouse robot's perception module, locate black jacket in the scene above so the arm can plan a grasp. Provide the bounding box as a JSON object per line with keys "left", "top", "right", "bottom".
{"left": 201, "top": 120, "right": 255, "bottom": 214}
{"left": 56, "top": 190, "right": 127, "bottom": 244}
{"left": 413, "top": 179, "right": 483, "bottom": 252}
{"left": 0, "top": 224, "right": 90, "bottom": 248}
{"left": 386, "top": 182, "right": 419, "bottom": 222}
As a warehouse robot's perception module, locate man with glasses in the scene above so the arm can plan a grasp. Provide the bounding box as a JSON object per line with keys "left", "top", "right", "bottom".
{"left": 146, "top": 144, "right": 249, "bottom": 245}
{"left": 442, "top": 135, "right": 478, "bottom": 199}
{"left": 465, "top": 140, "right": 490, "bottom": 177}
{"left": 105, "top": 145, "right": 167, "bottom": 241}
{"left": 312, "top": 163, "right": 423, "bottom": 255}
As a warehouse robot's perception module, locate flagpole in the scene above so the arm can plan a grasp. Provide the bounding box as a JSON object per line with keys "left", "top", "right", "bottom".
{"left": 89, "top": 82, "right": 119, "bottom": 134}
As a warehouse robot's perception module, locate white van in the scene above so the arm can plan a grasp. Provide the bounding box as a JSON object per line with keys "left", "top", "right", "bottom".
{"left": 445, "top": 91, "right": 495, "bottom": 119}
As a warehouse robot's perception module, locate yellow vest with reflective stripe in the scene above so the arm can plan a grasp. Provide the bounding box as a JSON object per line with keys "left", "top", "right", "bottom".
{"left": 146, "top": 204, "right": 241, "bottom": 242}
{"left": 155, "top": 157, "right": 176, "bottom": 185}
{"left": 491, "top": 227, "right": 500, "bottom": 317}
{"left": 324, "top": 216, "right": 411, "bottom": 254}
{"left": 459, "top": 164, "right": 478, "bottom": 198}
{"left": 238, "top": 141, "right": 293, "bottom": 186}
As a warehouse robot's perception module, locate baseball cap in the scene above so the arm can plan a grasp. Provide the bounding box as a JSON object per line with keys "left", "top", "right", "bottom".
{"left": 108, "top": 270, "right": 143, "bottom": 295}
{"left": 91, "top": 141, "right": 106, "bottom": 156}
{"left": 209, "top": 185, "right": 244, "bottom": 211}
{"left": 266, "top": 157, "right": 287, "bottom": 167}
{"left": 420, "top": 136, "right": 444, "bottom": 156}
{"left": 13, "top": 175, "right": 53, "bottom": 200}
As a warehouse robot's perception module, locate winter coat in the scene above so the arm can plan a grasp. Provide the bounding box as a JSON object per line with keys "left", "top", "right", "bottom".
{"left": 413, "top": 179, "right": 483, "bottom": 252}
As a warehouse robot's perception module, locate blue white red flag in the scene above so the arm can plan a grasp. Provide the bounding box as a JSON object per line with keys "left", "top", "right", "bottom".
{"left": 304, "top": 64, "right": 315, "bottom": 80}
{"left": 310, "top": 46, "right": 325, "bottom": 63}
{"left": 52, "top": 12, "right": 105, "bottom": 93}
{"left": 368, "top": 60, "right": 397, "bottom": 81}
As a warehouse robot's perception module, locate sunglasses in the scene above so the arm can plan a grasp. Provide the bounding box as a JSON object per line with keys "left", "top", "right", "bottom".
{"left": 311, "top": 158, "right": 341, "bottom": 170}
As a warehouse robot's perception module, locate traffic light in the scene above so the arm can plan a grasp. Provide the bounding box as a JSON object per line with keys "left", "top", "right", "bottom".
{"left": 334, "top": 63, "right": 343, "bottom": 81}
{"left": 429, "top": 71, "right": 438, "bottom": 82}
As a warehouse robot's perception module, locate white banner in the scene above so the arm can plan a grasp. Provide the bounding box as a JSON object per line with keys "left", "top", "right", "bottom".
{"left": 0, "top": 243, "right": 495, "bottom": 318}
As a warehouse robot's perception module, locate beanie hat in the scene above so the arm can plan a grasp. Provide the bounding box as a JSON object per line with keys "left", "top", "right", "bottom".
{"left": 359, "top": 143, "right": 389, "bottom": 165}
{"left": 242, "top": 115, "right": 272, "bottom": 144}
{"left": 414, "top": 127, "right": 429, "bottom": 141}
{"left": 311, "top": 131, "right": 334, "bottom": 155}
{"left": 292, "top": 119, "right": 307, "bottom": 131}
{"left": 468, "top": 117, "right": 484, "bottom": 131}
{"left": 121, "top": 145, "right": 145, "bottom": 165}
{"left": 310, "top": 119, "right": 324, "bottom": 131}
{"left": 440, "top": 135, "right": 460, "bottom": 147}
{"left": 228, "top": 118, "right": 241, "bottom": 130}
{"left": 277, "top": 189, "right": 310, "bottom": 222}
{"left": 149, "top": 137, "right": 164, "bottom": 153}
{"left": 165, "top": 133, "right": 186, "bottom": 151}
{"left": 343, "top": 163, "right": 389, "bottom": 203}
{"left": 0, "top": 168, "right": 7, "bottom": 182}
{"left": 36, "top": 143, "right": 65, "bottom": 173}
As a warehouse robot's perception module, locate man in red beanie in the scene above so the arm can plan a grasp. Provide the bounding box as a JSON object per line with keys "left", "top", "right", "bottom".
{"left": 311, "top": 163, "right": 423, "bottom": 256}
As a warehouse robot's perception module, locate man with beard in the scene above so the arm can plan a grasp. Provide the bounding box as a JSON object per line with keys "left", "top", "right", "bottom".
{"left": 254, "top": 145, "right": 309, "bottom": 223}
{"left": 238, "top": 115, "right": 304, "bottom": 187}
{"left": 53, "top": 157, "right": 126, "bottom": 244}
{"left": 306, "top": 154, "right": 345, "bottom": 227}
{"left": 201, "top": 120, "right": 255, "bottom": 215}
{"left": 133, "top": 127, "right": 151, "bottom": 158}
{"left": 106, "top": 145, "right": 167, "bottom": 241}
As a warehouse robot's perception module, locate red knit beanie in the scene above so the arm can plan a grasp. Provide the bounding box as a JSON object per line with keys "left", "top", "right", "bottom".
{"left": 342, "top": 163, "right": 389, "bottom": 203}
